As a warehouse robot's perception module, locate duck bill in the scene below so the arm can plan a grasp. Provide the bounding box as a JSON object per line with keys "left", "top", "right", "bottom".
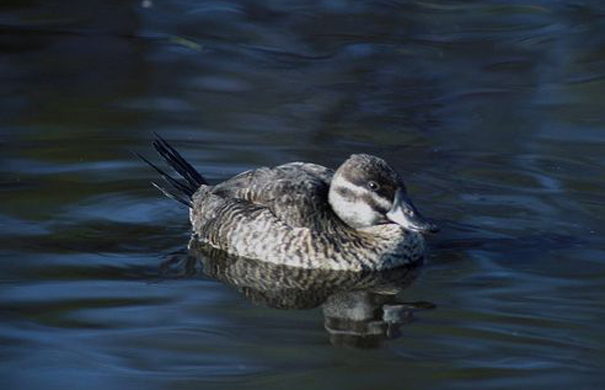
{"left": 386, "top": 189, "right": 439, "bottom": 234}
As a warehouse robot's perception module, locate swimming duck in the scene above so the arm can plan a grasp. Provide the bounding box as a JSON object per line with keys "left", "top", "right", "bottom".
{"left": 140, "top": 135, "right": 438, "bottom": 271}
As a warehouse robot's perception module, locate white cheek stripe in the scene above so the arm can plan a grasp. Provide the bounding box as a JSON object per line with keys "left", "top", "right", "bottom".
{"left": 330, "top": 191, "right": 377, "bottom": 227}
{"left": 331, "top": 175, "right": 392, "bottom": 211}
{"left": 331, "top": 175, "right": 365, "bottom": 195}
{"left": 371, "top": 192, "right": 391, "bottom": 211}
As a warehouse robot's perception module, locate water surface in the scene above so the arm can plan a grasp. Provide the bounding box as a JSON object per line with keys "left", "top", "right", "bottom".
{"left": 1, "top": 1, "right": 605, "bottom": 389}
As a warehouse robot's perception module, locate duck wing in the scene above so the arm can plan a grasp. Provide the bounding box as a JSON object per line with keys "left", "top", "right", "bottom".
{"left": 209, "top": 162, "right": 335, "bottom": 230}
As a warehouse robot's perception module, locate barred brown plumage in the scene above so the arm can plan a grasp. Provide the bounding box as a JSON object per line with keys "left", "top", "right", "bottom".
{"left": 141, "top": 135, "right": 437, "bottom": 271}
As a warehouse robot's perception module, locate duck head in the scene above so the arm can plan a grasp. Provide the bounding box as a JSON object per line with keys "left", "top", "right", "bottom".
{"left": 328, "top": 154, "right": 438, "bottom": 233}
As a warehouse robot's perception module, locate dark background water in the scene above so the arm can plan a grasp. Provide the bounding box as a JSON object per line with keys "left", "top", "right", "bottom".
{"left": 2, "top": 1, "right": 605, "bottom": 389}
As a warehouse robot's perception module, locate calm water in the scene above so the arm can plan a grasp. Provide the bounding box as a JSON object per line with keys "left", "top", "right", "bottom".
{"left": 2, "top": 1, "right": 605, "bottom": 389}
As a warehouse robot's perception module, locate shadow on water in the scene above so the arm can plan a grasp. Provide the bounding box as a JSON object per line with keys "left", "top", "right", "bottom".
{"left": 163, "top": 239, "right": 435, "bottom": 349}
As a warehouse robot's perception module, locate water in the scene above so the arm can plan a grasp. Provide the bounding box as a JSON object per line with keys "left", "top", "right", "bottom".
{"left": 2, "top": 1, "right": 605, "bottom": 389}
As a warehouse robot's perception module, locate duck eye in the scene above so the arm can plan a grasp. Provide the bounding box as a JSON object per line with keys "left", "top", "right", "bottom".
{"left": 367, "top": 181, "right": 380, "bottom": 191}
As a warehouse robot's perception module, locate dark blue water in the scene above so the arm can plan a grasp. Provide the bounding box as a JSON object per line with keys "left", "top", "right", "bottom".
{"left": 2, "top": 1, "right": 605, "bottom": 389}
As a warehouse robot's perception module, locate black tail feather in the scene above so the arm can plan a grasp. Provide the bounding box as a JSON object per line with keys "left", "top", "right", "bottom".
{"left": 153, "top": 133, "right": 208, "bottom": 187}
{"left": 151, "top": 182, "right": 192, "bottom": 208}
{"left": 137, "top": 135, "right": 208, "bottom": 207}
{"left": 136, "top": 152, "right": 197, "bottom": 198}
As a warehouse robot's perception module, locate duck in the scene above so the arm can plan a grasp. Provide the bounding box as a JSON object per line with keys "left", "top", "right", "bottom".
{"left": 139, "top": 135, "right": 438, "bottom": 271}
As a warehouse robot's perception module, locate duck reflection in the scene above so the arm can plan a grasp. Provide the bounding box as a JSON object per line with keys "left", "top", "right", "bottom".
{"left": 173, "top": 240, "right": 435, "bottom": 348}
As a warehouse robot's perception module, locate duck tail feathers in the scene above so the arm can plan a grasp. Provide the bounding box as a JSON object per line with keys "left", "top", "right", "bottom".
{"left": 137, "top": 134, "right": 208, "bottom": 207}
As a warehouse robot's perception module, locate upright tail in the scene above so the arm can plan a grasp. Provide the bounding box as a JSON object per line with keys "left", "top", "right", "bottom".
{"left": 137, "top": 134, "right": 208, "bottom": 207}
